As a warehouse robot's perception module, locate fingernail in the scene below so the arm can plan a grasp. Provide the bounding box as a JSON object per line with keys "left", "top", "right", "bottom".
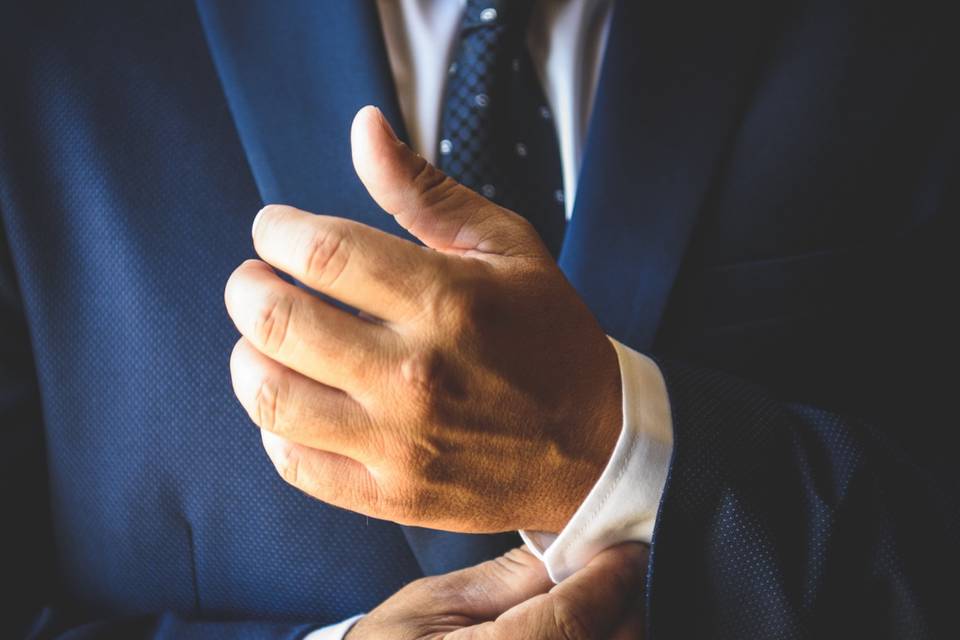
{"left": 375, "top": 106, "right": 399, "bottom": 142}
{"left": 252, "top": 205, "right": 270, "bottom": 239}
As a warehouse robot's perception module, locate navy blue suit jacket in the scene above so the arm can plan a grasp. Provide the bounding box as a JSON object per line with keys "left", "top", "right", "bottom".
{"left": 1, "top": 1, "right": 956, "bottom": 637}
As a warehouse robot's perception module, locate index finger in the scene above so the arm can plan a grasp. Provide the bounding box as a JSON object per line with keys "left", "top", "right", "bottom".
{"left": 449, "top": 543, "right": 648, "bottom": 640}
{"left": 547, "top": 542, "right": 647, "bottom": 627}
{"left": 252, "top": 204, "right": 444, "bottom": 322}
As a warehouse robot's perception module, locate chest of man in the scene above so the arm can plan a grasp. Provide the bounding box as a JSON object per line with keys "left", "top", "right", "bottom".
{"left": 1, "top": 0, "right": 949, "bottom": 623}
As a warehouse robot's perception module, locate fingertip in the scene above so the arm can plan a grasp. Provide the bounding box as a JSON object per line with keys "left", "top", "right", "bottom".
{"left": 223, "top": 259, "right": 274, "bottom": 325}
{"left": 350, "top": 105, "right": 410, "bottom": 215}
{"left": 352, "top": 104, "right": 398, "bottom": 136}
{"left": 595, "top": 542, "right": 649, "bottom": 590}
{"left": 351, "top": 104, "right": 376, "bottom": 142}
{"left": 229, "top": 335, "right": 249, "bottom": 369}
{"left": 252, "top": 204, "right": 291, "bottom": 244}
{"left": 228, "top": 338, "right": 245, "bottom": 389}
{"left": 261, "top": 428, "right": 292, "bottom": 467}
{"left": 351, "top": 105, "right": 393, "bottom": 167}
{"left": 228, "top": 337, "right": 262, "bottom": 408}
{"left": 350, "top": 106, "right": 378, "bottom": 183}
{"left": 252, "top": 205, "right": 268, "bottom": 239}
{"left": 353, "top": 104, "right": 381, "bottom": 125}
{"left": 236, "top": 257, "right": 274, "bottom": 276}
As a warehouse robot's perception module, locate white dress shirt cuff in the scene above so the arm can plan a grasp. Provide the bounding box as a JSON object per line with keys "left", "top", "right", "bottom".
{"left": 302, "top": 613, "right": 365, "bottom": 640}
{"left": 520, "top": 337, "right": 673, "bottom": 583}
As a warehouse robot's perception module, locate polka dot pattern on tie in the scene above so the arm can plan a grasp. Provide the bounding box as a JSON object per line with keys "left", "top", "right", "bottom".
{"left": 437, "top": 0, "right": 567, "bottom": 258}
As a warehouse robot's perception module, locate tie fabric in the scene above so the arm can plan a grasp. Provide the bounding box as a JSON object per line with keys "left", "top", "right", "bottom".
{"left": 437, "top": 0, "right": 567, "bottom": 258}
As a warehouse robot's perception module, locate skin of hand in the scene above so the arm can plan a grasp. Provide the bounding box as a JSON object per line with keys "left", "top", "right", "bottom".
{"left": 225, "top": 105, "right": 623, "bottom": 534}
{"left": 345, "top": 543, "right": 647, "bottom": 640}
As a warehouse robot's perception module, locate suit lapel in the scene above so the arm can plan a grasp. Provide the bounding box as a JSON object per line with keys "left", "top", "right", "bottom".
{"left": 194, "top": 0, "right": 412, "bottom": 240}
{"left": 560, "top": 0, "right": 783, "bottom": 349}
{"left": 196, "top": 0, "right": 778, "bottom": 352}
{"left": 196, "top": 0, "right": 516, "bottom": 577}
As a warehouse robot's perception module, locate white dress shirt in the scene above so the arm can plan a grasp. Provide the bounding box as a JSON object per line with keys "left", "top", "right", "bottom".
{"left": 308, "top": 1, "right": 673, "bottom": 637}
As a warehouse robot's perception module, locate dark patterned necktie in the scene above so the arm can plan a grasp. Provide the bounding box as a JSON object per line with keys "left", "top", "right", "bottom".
{"left": 437, "top": 0, "right": 566, "bottom": 258}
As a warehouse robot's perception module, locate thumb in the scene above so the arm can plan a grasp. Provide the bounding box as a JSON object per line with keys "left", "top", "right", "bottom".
{"left": 448, "top": 543, "right": 648, "bottom": 640}
{"left": 428, "top": 546, "right": 555, "bottom": 621}
{"left": 350, "top": 105, "right": 546, "bottom": 258}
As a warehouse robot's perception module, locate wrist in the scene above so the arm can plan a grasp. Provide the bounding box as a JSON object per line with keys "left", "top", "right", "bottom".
{"left": 524, "top": 338, "right": 673, "bottom": 583}
{"left": 537, "top": 336, "right": 623, "bottom": 533}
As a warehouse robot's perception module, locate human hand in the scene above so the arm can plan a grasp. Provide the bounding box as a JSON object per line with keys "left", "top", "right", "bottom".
{"left": 225, "top": 106, "right": 622, "bottom": 533}
{"left": 345, "top": 544, "right": 647, "bottom": 640}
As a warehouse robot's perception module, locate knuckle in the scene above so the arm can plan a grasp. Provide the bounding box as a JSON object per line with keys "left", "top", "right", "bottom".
{"left": 302, "top": 221, "right": 351, "bottom": 288}
{"left": 407, "top": 156, "right": 455, "bottom": 206}
{"left": 253, "top": 374, "right": 284, "bottom": 433}
{"left": 404, "top": 575, "right": 434, "bottom": 596}
{"left": 396, "top": 353, "right": 454, "bottom": 435}
{"left": 433, "top": 271, "right": 497, "bottom": 336}
{"left": 278, "top": 447, "right": 301, "bottom": 488}
{"left": 253, "top": 294, "right": 295, "bottom": 353}
{"left": 509, "top": 211, "right": 539, "bottom": 238}
{"left": 399, "top": 347, "right": 446, "bottom": 401}
{"left": 346, "top": 346, "right": 384, "bottom": 390}
{"left": 421, "top": 574, "right": 473, "bottom": 610}
{"left": 494, "top": 548, "right": 541, "bottom": 575}
{"left": 401, "top": 573, "right": 470, "bottom": 610}
{"left": 387, "top": 440, "right": 454, "bottom": 525}
{"left": 372, "top": 465, "right": 433, "bottom": 525}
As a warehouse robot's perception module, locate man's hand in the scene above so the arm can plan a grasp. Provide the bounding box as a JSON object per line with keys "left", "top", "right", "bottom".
{"left": 346, "top": 544, "right": 646, "bottom": 640}
{"left": 225, "top": 106, "right": 622, "bottom": 533}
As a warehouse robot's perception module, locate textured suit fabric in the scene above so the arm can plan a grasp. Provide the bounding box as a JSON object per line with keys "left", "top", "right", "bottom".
{"left": 652, "top": 356, "right": 958, "bottom": 638}
{"left": 0, "top": 0, "right": 957, "bottom": 638}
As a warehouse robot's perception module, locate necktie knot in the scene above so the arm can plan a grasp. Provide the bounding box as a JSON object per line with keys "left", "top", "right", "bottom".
{"left": 461, "top": 0, "right": 536, "bottom": 35}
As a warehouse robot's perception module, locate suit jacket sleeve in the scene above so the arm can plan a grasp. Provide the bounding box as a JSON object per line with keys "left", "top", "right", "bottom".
{"left": 648, "top": 360, "right": 957, "bottom": 639}
{"left": 644, "top": 109, "right": 959, "bottom": 638}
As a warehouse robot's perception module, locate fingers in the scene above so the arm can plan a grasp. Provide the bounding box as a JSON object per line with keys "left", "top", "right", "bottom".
{"left": 252, "top": 205, "right": 445, "bottom": 322}
{"left": 431, "top": 547, "right": 555, "bottom": 621}
{"left": 544, "top": 543, "right": 647, "bottom": 639}
{"left": 448, "top": 543, "right": 648, "bottom": 640}
{"left": 351, "top": 105, "right": 546, "bottom": 258}
{"left": 230, "top": 338, "right": 373, "bottom": 459}
{"left": 224, "top": 259, "right": 393, "bottom": 395}
{"left": 260, "top": 430, "right": 379, "bottom": 513}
